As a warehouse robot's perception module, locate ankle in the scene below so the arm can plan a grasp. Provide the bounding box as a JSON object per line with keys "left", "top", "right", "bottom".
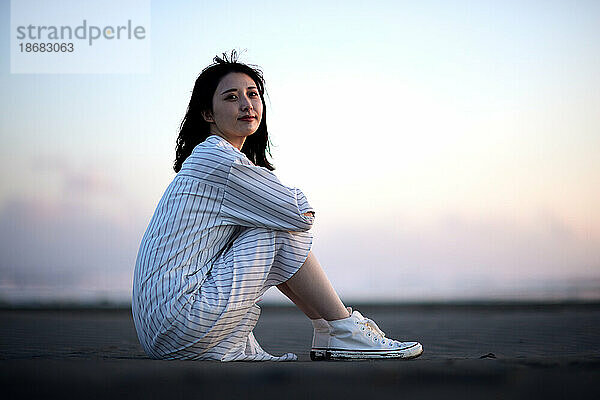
{"left": 324, "top": 307, "right": 352, "bottom": 322}
{"left": 311, "top": 318, "right": 329, "bottom": 330}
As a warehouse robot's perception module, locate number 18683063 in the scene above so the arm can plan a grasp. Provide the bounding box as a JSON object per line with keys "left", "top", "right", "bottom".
{"left": 19, "top": 42, "right": 74, "bottom": 52}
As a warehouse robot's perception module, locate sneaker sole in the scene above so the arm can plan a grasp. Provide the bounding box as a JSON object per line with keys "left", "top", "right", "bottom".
{"left": 310, "top": 343, "right": 423, "bottom": 361}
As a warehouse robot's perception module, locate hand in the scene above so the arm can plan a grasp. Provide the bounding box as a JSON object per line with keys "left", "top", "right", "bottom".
{"left": 303, "top": 211, "right": 315, "bottom": 217}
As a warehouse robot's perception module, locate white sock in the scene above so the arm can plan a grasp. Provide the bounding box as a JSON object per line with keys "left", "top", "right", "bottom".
{"left": 311, "top": 318, "right": 329, "bottom": 330}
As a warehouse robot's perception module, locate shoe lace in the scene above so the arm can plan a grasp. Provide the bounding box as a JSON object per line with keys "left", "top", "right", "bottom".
{"left": 358, "top": 317, "right": 386, "bottom": 339}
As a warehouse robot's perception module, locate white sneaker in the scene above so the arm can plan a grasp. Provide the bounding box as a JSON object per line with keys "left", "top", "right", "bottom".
{"left": 310, "top": 307, "right": 352, "bottom": 349}
{"left": 310, "top": 318, "right": 330, "bottom": 349}
{"left": 310, "top": 310, "right": 423, "bottom": 361}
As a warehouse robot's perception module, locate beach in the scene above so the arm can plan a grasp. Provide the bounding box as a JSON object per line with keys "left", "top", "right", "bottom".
{"left": 1, "top": 303, "right": 599, "bottom": 399}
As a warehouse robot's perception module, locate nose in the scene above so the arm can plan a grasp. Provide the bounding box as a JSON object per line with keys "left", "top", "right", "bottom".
{"left": 239, "top": 95, "right": 253, "bottom": 111}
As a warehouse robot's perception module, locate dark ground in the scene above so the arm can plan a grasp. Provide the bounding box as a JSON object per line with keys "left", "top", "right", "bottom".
{"left": 1, "top": 302, "right": 599, "bottom": 399}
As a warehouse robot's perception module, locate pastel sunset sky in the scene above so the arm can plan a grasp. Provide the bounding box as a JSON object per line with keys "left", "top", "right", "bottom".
{"left": 1, "top": 0, "right": 599, "bottom": 303}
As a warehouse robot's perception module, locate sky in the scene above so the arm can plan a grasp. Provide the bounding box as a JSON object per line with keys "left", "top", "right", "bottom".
{"left": 0, "top": 0, "right": 599, "bottom": 304}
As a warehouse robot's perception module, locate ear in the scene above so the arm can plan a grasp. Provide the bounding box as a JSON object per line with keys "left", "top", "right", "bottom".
{"left": 201, "top": 110, "right": 214, "bottom": 123}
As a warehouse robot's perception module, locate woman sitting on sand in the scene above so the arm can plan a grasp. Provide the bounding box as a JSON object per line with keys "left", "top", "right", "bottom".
{"left": 131, "top": 52, "right": 423, "bottom": 362}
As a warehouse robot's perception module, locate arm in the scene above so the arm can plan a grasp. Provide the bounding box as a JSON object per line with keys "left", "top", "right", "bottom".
{"left": 220, "top": 159, "right": 315, "bottom": 231}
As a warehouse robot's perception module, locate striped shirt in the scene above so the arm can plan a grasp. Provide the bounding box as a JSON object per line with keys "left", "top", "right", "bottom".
{"left": 132, "top": 135, "right": 314, "bottom": 361}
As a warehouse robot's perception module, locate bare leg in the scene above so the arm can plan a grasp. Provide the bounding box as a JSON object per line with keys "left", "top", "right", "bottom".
{"left": 277, "top": 251, "right": 350, "bottom": 321}
{"left": 277, "top": 281, "right": 321, "bottom": 319}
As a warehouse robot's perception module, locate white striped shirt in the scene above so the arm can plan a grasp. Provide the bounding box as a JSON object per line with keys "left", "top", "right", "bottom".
{"left": 132, "top": 135, "right": 314, "bottom": 361}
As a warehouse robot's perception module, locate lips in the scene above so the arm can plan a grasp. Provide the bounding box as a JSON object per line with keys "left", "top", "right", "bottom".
{"left": 238, "top": 115, "right": 256, "bottom": 121}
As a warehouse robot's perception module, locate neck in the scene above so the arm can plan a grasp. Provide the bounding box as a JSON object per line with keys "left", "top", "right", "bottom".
{"left": 212, "top": 131, "right": 245, "bottom": 151}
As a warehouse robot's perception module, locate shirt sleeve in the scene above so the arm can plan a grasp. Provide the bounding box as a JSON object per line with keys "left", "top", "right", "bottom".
{"left": 220, "top": 159, "right": 315, "bottom": 231}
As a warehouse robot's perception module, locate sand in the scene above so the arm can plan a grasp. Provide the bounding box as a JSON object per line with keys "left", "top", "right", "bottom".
{"left": 1, "top": 303, "right": 599, "bottom": 399}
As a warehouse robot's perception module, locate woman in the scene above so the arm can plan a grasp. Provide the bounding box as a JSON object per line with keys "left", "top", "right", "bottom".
{"left": 132, "top": 52, "right": 423, "bottom": 361}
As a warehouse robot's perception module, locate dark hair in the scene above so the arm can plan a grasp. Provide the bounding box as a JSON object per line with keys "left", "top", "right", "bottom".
{"left": 174, "top": 51, "right": 274, "bottom": 173}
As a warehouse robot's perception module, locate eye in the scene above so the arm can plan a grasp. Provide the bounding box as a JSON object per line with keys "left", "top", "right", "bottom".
{"left": 248, "top": 91, "right": 259, "bottom": 98}
{"left": 225, "top": 94, "right": 238, "bottom": 100}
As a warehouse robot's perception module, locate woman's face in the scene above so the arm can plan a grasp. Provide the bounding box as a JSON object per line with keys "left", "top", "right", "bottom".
{"left": 203, "top": 72, "right": 263, "bottom": 150}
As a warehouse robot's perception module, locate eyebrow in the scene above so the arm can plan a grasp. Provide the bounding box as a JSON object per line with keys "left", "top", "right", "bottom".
{"left": 220, "top": 86, "right": 258, "bottom": 95}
